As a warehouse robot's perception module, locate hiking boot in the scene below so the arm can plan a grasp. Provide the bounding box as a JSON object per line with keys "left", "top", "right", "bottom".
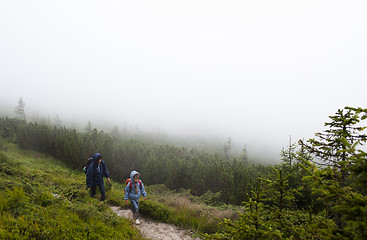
{"left": 135, "top": 219, "right": 140, "bottom": 225}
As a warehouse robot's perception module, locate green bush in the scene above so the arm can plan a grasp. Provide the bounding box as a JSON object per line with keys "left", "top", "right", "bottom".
{"left": 0, "top": 186, "right": 143, "bottom": 239}
{"left": 32, "top": 190, "right": 58, "bottom": 207}
{"left": 140, "top": 200, "right": 173, "bottom": 222}
{"left": 105, "top": 183, "right": 125, "bottom": 206}
{"left": 0, "top": 151, "right": 9, "bottom": 163}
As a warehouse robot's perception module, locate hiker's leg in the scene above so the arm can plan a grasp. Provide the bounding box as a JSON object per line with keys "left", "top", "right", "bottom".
{"left": 90, "top": 185, "right": 97, "bottom": 198}
{"left": 99, "top": 182, "right": 106, "bottom": 201}
{"left": 130, "top": 200, "right": 138, "bottom": 212}
{"left": 135, "top": 201, "right": 140, "bottom": 219}
{"left": 130, "top": 200, "right": 139, "bottom": 218}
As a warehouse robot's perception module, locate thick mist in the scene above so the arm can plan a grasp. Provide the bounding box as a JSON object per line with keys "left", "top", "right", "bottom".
{"left": 1, "top": 1, "right": 367, "bottom": 159}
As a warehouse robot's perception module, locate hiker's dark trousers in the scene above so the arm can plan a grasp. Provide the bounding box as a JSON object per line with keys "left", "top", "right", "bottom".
{"left": 91, "top": 182, "right": 106, "bottom": 201}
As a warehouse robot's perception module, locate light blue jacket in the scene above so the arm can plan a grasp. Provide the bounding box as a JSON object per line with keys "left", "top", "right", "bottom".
{"left": 124, "top": 170, "right": 147, "bottom": 202}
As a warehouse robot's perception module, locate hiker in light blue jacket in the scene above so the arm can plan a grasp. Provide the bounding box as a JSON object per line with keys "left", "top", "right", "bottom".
{"left": 124, "top": 170, "right": 147, "bottom": 224}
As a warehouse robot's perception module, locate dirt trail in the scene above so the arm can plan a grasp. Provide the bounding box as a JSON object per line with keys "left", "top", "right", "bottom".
{"left": 110, "top": 206, "right": 200, "bottom": 240}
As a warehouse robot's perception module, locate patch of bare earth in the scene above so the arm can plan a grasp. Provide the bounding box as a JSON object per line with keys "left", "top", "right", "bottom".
{"left": 110, "top": 206, "right": 200, "bottom": 240}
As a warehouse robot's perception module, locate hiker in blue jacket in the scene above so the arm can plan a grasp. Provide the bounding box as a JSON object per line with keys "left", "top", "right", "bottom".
{"left": 124, "top": 170, "right": 147, "bottom": 224}
{"left": 86, "top": 153, "right": 110, "bottom": 201}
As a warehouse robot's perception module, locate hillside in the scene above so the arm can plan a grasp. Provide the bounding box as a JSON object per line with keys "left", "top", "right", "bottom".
{"left": 0, "top": 143, "right": 236, "bottom": 239}
{"left": 0, "top": 143, "right": 146, "bottom": 239}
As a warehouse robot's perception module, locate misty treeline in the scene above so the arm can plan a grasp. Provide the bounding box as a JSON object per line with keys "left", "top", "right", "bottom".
{"left": 1, "top": 106, "right": 367, "bottom": 239}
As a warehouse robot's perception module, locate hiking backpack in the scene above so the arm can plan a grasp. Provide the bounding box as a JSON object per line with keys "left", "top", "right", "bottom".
{"left": 124, "top": 178, "right": 142, "bottom": 193}
{"left": 83, "top": 158, "right": 93, "bottom": 174}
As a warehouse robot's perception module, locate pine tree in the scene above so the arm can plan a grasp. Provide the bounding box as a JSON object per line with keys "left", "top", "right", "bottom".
{"left": 84, "top": 121, "right": 92, "bottom": 133}
{"left": 300, "top": 106, "right": 367, "bottom": 238}
{"left": 15, "top": 97, "right": 26, "bottom": 121}
{"left": 223, "top": 137, "right": 232, "bottom": 160}
{"left": 300, "top": 108, "right": 367, "bottom": 185}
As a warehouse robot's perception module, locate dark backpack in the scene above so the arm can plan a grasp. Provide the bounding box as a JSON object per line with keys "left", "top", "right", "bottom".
{"left": 83, "top": 158, "right": 93, "bottom": 174}
{"left": 124, "top": 178, "right": 142, "bottom": 193}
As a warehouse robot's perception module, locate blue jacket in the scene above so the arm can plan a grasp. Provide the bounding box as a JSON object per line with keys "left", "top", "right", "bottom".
{"left": 124, "top": 170, "right": 147, "bottom": 201}
{"left": 86, "top": 153, "right": 110, "bottom": 188}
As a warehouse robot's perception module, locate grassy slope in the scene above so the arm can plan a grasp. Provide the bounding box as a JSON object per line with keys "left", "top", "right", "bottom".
{"left": 0, "top": 143, "right": 145, "bottom": 240}
{"left": 0, "top": 143, "right": 239, "bottom": 239}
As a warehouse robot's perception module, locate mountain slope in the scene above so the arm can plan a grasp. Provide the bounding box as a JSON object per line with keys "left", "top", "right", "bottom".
{"left": 0, "top": 143, "right": 145, "bottom": 240}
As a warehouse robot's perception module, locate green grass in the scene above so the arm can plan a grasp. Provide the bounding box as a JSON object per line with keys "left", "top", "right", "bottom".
{"left": 140, "top": 185, "right": 239, "bottom": 235}
{"left": 0, "top": 143, "right": 145, "bottom": 240}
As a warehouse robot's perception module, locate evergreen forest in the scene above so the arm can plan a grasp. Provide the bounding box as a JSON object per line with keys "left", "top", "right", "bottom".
{"left": 1, "top": 106, "right": 367, "bottom": 239}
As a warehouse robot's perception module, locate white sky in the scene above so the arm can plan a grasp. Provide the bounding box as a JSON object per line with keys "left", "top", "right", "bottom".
{"left": 1, "top": 1, "right": 367, "bottom": 155}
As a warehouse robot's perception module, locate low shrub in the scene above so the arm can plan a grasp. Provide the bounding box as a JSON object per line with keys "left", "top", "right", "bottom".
{"left": 140, "top": 200, "right": 173, "bottom": 222}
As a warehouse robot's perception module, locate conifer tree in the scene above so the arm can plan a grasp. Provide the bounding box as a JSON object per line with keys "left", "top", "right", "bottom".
{"left": 84, "top": 121, "right": 92, "bottom": 133}
{"left": 300, "top": 108, "right": 367, "bottom": 185}
{"left": 300, "top": 106, "right": 367, "bottom": 238}
{"left": 15, "top": 97, "right": 26, "bottom": 121}
{"left": 300, "top": 108, "right": 366, "bottom": 167}
{"left": 223, "top": 137, "right": 232, "bottom": 159}
{"left": 240, "top": 144, "right": 248, "bottom": 162}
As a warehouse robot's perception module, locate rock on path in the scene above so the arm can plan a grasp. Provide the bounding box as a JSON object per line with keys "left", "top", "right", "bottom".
{"left": 110, "top": 206, "right": 200, "bottom": 240}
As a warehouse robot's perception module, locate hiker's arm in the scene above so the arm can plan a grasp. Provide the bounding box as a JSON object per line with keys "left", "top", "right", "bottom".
{"left": 141, "top": 182, "right": 147, "bottom": 198}
{"left": 102, "top": 161, "right": 110, "bottom": 179}
{"left": 124, "top": 182, "right": 130, "bottom": 204}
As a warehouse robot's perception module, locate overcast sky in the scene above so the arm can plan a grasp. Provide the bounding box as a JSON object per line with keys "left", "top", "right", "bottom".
{"left": 1, "top": 1, "right": 367, "bottom": 156}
